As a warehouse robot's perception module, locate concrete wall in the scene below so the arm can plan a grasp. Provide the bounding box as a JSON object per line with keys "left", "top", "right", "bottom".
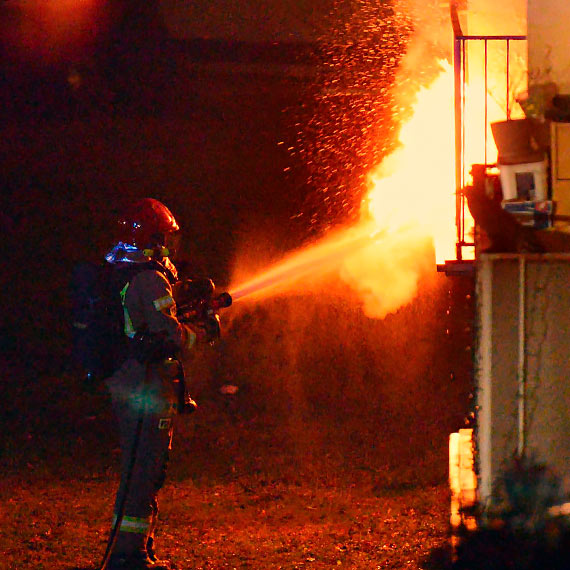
{"left": 528, "top": 0, "right": 570, "bottom": 92}
{"left": 476, "top": 254, "right": 570, "bottom": 506}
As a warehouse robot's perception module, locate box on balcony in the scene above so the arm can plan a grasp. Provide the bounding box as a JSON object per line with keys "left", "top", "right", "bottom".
{"left": 501, "top": 200, "right": 554, "bottom": 229}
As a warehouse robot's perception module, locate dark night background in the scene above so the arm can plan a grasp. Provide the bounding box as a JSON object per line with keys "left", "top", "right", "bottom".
{"left": 0, "top": 5, "right": 475, "bottom": 567}
{"left": 0, "top": 0, "right": 317, "bottom": 363}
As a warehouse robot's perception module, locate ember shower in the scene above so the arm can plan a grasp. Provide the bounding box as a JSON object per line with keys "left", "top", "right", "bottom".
{"left": 229, "top": 0, "right": 459, "bottom": 317}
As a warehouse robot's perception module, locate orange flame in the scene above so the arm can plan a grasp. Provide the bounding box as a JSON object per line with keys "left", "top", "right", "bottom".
{"left": 333, "top": 62, "right": 457, "bottom": 318}
{"left": 364, "top": 61, "right": 457, "bottom": 263}
{"left": 360, "top": 54, "right": 525, "bottom": 261}
{"left": 230, "top": 64, "right": 486, "bottom": 315}
{"left": 340, "top": 55, "right": 523, "bottom": 317}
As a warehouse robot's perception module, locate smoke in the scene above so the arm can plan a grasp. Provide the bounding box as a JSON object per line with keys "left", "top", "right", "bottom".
{"left": 340, "top": 229, "right": 436, "bottom": 319}
{"left": 392, "top": 0, "right": 454, "bottom": 102}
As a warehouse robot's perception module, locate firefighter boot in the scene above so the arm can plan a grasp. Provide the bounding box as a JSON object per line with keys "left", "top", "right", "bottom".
{"left": 146, "top": 536, "right": 175, "bottom": 569}
{"left": 108, "top": 551, "right": 172, "bottom": 569}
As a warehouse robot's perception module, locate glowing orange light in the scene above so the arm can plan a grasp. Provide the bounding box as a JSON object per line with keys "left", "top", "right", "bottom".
{"left": 361, "top": 55, "right": 524, "bottom": 265}
{"left": 339, "top": 54, "right": 526, "bottom": 316}
{"left": 8, "top": 0, "right": 100, "bottom": 60}
{"left": 364, "top": 61, "right": 457, "bottom": 264}
{"left": 231, "top": 64, "right": 481, "bottom": 316}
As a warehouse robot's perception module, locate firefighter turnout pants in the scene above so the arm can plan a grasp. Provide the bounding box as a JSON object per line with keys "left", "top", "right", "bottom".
{"left": 107, "top": 359, "right": 178, "bottom": 558}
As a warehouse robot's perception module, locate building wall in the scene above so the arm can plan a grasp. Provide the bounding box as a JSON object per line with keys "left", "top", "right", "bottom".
{"left": 159, "top": 0, "right": 338, "bottom": 43}
{"left": 476, "top": 254, "right": 570, "bottom": 506}
{"left": 528, "top": 0, "right": 570, "bottom": 92}
{"left": 463, "top": 0, "right": 526, "bottom": 36}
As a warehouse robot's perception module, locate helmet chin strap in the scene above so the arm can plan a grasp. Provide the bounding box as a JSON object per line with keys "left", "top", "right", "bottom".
{"left": 143, "top": 246, "right": 170, "bottom": 258}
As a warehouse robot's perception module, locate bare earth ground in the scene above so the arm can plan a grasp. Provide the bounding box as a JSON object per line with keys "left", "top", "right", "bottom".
{"left": 1, "top": 475, "right": 449, "bottom": 570}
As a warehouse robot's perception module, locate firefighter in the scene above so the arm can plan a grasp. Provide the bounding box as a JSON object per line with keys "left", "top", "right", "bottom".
{"left": 103, "top": 198, "right": 202, "bottom": 570}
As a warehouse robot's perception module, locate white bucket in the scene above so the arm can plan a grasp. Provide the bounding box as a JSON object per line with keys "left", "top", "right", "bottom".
{"left": 498, "top": 160, "right": 548, "bottom": 201}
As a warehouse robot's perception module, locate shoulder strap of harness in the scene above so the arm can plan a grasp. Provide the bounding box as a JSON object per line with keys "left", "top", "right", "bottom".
{"left": 113, "top": 260, "right": 177, "bottom": 339}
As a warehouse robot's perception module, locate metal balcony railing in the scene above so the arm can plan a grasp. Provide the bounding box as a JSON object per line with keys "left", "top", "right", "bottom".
{"left": 450, "top": 3, "right": 527, "bottom": 263}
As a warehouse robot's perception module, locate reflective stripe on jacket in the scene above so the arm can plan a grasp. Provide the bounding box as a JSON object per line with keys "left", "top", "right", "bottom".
{"left": 121, "top": 267, "right": 196, "bottom": 352}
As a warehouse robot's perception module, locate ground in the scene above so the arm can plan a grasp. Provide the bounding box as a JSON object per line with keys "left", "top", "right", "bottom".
{"left": 1, "top": 371, "right": 454, "bottom": 570}
{"left": 2, "top": 473, "right": 450, "bottom": 569}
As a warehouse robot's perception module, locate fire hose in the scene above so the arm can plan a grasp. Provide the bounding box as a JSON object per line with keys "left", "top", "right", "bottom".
{"left": 99, "top": 363, "right": 151, "bottom": 570}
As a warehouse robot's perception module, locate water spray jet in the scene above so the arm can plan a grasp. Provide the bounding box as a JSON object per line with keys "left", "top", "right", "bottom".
{"left": 229, "top": 225, "right": 385, "bottom": 303}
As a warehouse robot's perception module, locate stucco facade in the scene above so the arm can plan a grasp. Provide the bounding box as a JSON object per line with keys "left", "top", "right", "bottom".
{"left": 528, "top": 0, "right": 570, "bottom": 92}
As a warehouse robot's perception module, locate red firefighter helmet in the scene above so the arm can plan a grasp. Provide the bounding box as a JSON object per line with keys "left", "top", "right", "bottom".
{"left": 117, "top": 198, "right": 180, "bottom": 254}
